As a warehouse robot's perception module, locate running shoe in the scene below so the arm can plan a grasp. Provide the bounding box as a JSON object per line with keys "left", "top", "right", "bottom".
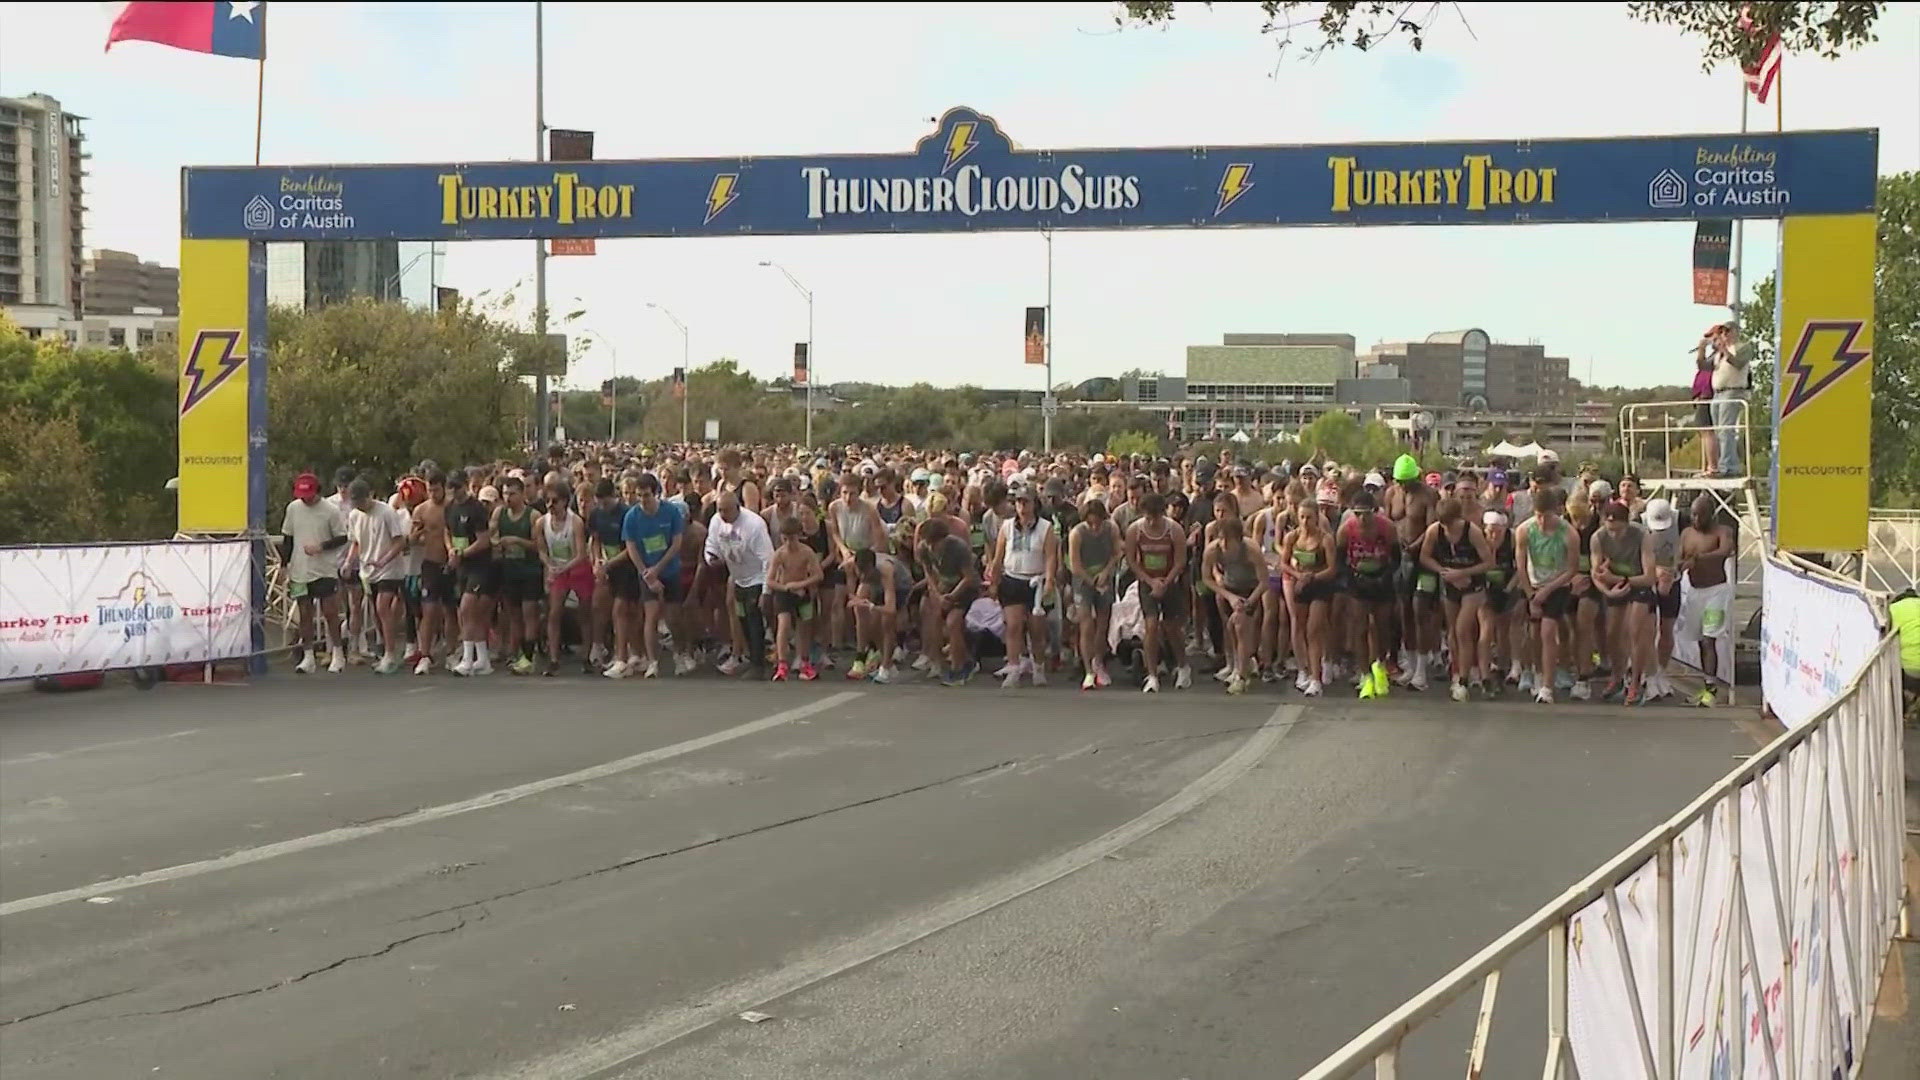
{"left": 772, "top": 662, "right": 789, "bottom": 682}
{"left": 1082, "top": 671, "right": 1097, "bottom": 691}
{"left": 295, "top": 653, "right": 317, "bottom": 674}
{"left": 799, "top": 662, "right": 819, "bottom": 681}
{"left": 848, "top": 658, "right": 868, "bottom": 680}
{"left": 1143, "top": 674, "right": 1161, "bottom": 694}
{"left": 644, "top": 659, "right": 661, "bottom": 679}
{"left": 510, "top": 655, "right": 534, "bottom": 676}
{"left": 1450, "top": 680, "right": 1468, "bottom": 703}
{"left": 1093, "top": 662, "right": 1111, "bottom": 688}
{"left": 1370, "top": 660, "right": 1391, "bottom": 698}
{"left": 603, "top": 659, "right": 630, "bottom": 680}
{"left": 414, "top": 656, "right": 434, "bottom": 676}
{"left": 1174, "top": 666, "right": 1193, "bottom": 690}
{"left": 327, "top": 651, "right": 346, "bottom": 674}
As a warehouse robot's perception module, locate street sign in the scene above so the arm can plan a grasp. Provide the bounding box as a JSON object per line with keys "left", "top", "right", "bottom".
{"left": 1040, "top": 394, "right": 1059, "bottom": 418}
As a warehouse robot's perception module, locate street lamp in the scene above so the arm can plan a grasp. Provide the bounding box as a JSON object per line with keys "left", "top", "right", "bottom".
{"left": 646, "top": 302, "right": 689, "bottom": 444}
{"left": 758, "top": 260, "right": 814, "bottom": 449}
{"left": 576, "top": 328, "right": 618, "bottom": 441}
{"left": 381, "top": 249, "right": 433, "bottom": 302}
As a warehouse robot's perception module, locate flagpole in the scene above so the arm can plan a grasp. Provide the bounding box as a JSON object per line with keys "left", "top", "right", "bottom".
{"left": 252, "top": 58, "right": 264, "bottom": 164}
{"left": 1728, "top": 82, "right": 1748, "bottom": 324}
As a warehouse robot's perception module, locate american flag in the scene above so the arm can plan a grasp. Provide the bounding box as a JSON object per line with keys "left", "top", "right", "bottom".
{"left": 1743, "top": 33, "right": 1782, "bottom": 103}
{"left": 1736, "top": 7, "right": 1783, "bottom": 104}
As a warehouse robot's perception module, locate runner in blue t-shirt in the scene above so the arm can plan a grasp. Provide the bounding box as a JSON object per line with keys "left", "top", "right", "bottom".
{"left": 620, "top": 474, "right": 686, "bottom": 678}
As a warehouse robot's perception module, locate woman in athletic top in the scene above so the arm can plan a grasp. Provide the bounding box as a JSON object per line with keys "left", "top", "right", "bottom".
{"left": 1480, "top": 509, "right": 1519, "bottom": 692}
{"left": 535, "top": 484, "right": 592, "bottom": 676}
{"left": 1281, "top": 490, "right": 1339, "bottom": 697}
{"left": 1203, "top": 510, "right": 1264, "bottom": 695}
{"left": 988, "top": 488, "right": 1058, "bottom": 689}
{"left": 1067, "top": 498, "right": 1121, "bottom": 691}
{"left": 1417, "top": 496, "right": 1495, "bottom": 701}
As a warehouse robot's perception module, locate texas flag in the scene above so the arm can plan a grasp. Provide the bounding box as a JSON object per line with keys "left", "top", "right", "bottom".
{"left": 105, "top": 1, "right": 266, "bottom": 59}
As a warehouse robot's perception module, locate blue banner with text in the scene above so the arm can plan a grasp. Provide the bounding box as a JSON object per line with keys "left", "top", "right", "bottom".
{"left": 182, "top": 108, "right": 1878, "bottom": 242}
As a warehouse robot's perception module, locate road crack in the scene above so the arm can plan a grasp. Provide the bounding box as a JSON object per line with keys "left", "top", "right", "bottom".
{"left": 1, "top": 986, "right": 140, "bottom": 1027}
{"left": 1090, "top": 724, "right": 1268, "bottom": 753}
{"left": 402, "top": 758, "right": 1020, "bottom": 924}
{"left": 103, "top": 908, "right": 485, "bottom": 1020}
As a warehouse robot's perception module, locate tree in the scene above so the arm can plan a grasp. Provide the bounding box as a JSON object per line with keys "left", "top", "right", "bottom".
{"left": 265, "top": 299, "right": 524, "bottom": 509}
{"left": 1738, "top": 172, "right": 1918, "bottom": 501}
{"left": 0, "top": 318, "right": 176, "bottom": 540}
{"left": 0, "top": 407, "right": 101, "bottom": 544}
{"left": 1106, "top": 431, "right": 1163, "bottom": 459}
{"left": 1118, "top": 2, "right": 1887, "bottom": 66}
{"left": 639, "top": 359, "right": 805, "bottom": 445}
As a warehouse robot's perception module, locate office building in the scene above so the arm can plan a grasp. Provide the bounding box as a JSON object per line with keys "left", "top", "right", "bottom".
{"left": 1, "top": 93, "right": 87, "bottom": 317}
{"left": 1363, "top": 329, "right": 1577, "bottom": 413}
{"left": 266, "top": 240, "right": 441, "bottom": 309}
{"left": 8, "top": 303, "right": 178, "bottom": 352}
{"left": 82, "top": 248, "right": 178, "bottom": 315}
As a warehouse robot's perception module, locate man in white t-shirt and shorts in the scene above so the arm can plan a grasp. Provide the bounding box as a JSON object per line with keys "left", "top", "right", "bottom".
{"left": 281, "top": 472, "right": 349, "bottom": 674}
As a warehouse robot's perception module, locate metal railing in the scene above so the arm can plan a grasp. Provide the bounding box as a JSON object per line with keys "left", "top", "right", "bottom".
{"left": 1620, "top": 398, "right": 1753, "bottom": 482}
{"left": 1300, "top": 629, "right": 1908, "bottom": 1079}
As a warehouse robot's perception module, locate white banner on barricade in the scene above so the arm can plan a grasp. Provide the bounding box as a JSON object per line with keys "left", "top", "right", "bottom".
{"left": 1568, "top": 678, "right": 1877, "bottom": 1080}
{"left": 1760, "top": 556, "right": 1883, "bottom": 730}
{"left": 0, "top": 541, "right": 252, "bottom": 679}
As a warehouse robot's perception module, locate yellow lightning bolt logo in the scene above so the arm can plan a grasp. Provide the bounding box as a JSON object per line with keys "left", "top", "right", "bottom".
{"left": 1781, "top": 319, "right": 1870, "bottom": 418}
{"left": 943, "top": 122, "right": 978, "bottom": 174}
{"left": 704, "top": 173, "right": 739, "bottom": 225}
{"left": 1216, "top": 163, "right": 1255, "bottom": 216}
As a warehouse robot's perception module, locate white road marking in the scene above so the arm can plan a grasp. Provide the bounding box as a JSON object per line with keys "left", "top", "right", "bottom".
{"left": 482, "top": 704, "right": 1304, "bottom": 1080}
{"left": 249, "top": 772, "right": 306, "bottom": 783}
{"left": 0, "top": 692, "right": 863, "bottom": 918}
{"left": 0, "top": 729, "right": 204, "bottom": 767}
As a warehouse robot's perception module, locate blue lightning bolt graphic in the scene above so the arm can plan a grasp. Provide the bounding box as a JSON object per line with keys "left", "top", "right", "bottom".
{"left": 180, "top": 329, "right": 245, "bottom": 417}
{"left": 1780, "top": 319, "right": 1869, "bottom": 419}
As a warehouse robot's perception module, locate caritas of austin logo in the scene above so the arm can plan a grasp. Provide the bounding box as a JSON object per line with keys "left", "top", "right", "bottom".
{"left": 96, "top": 571, "right": 178, "bottom": 642}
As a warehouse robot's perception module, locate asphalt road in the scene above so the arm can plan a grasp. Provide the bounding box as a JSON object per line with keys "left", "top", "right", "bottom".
{"left": 0, "top": 669, "right": 1759, "bottom": 1079}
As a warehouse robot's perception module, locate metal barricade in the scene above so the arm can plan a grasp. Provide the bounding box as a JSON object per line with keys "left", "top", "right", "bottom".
{"left": 1863, "top": 509, "right": 1920, "bottom": 594}
{"left": 1299, "top": 632, "right": 1909, "bottom": 1080}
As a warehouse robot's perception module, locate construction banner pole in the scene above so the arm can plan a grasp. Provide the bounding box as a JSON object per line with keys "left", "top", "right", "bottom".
{"left": 1043, "top": 228, "right": 1053, "bottom": 454}
{"left": 532, "top": 0, "right": 551, "bottom": 450}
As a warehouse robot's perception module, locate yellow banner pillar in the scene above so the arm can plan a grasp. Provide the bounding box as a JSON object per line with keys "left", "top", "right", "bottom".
{"left": 1773, "top": 213, "right": 1875, "bottom": 552}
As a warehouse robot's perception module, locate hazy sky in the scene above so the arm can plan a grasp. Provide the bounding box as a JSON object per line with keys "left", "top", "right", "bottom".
{"left": 4, "top": 1, "right": 1916, "bottom": 393}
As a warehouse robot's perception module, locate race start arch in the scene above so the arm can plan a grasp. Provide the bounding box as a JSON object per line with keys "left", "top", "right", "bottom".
{"left": 177, "top": 106, "right": 1877, "bottom": 552}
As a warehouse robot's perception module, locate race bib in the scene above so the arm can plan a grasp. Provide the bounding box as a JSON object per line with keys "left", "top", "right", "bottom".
{"left": 290, "top": 580, "right": 308, "bottom": 599}
{"left": 1143, "top": 552, "right": 1169, "bottom": 572}
{"left": 602, "top": 542, "right": 623, "bottom": 559}
{"left": 641, "top": 533, "right": 668, "bottom": 556}
{"left": 1355, "top": 558, "right": 1382, "bottom": 574}
{"left": 451, "top": 536, "right": 471, "bottom": 553}
{"left": 1486, "top": 568, "right": 1509, "bottom": 588}
{"left": 1610, "top": 560, "right": 1637, "bottom": 577}
{"left": 1416, "top": 572, "right": 1439, "bottom": 594}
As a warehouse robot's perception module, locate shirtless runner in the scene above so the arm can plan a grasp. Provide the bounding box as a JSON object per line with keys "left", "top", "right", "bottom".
{"left": 1678, "top": 494, "right": 1735, "bottom": 706}
{"left": 410, "top": 470, "right": 453, "bottom": 673}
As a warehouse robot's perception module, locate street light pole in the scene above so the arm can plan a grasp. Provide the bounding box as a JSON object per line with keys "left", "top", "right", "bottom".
{"left": 531, "top": 1, "right": 552, "bottom": 451}
{"left": 759, "top": 261, "right": 814, "bottom": 449}
{"left": 1043, "top": 228, "right": 1054, "bottom": 454}
{"left": 647, "top": 302, "right": 689, "bottom": 444}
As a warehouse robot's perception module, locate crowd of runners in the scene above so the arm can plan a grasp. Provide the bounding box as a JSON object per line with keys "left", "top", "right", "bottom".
{"left": 275, "top": 441, "right": 1739, "bottom": 705}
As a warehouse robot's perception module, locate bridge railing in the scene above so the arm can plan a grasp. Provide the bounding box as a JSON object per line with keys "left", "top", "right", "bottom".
{"left": 1298, "top": 626, "right": 1908, "bottom": 1080}
{"left": 1619, "top": 398, "right": 1752, "bottom": 483}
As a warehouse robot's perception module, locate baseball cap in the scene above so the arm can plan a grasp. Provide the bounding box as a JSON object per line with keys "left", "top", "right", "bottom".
{"left": 1587, "top": 479, "right": 1615, "bottom": 501}
{"left": 1538, "top": 449, "right": 1560, "bottom": 464}
{"left": 1643, "top": 497, "right": 1677, "bottom": 530}
{"left": 1487, "top": 468, "right": 1509, "bottom": 487}
{"left": 292, "top": 472, "right": 321, "bottom": 499}
{"left": 479, "top": 485, "right": 500, "bottom": 503}
{"left": 1364, "top": 470, "right": 1385, "bottom": 489}
{"left": 909, "top": 468, "right": 930, "bottom": 483}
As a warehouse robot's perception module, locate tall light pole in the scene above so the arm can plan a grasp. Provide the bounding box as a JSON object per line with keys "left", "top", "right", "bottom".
{"left": 1042, "top": 228, "right": 1054, "bottom": 454}
{"left": 647, "top": 302, "right": 689, "bottom": 444}
{"left": 381, "top": 249, "right": 432, "bottom": 302}
{"left": 577, "top": 328, "right": 618, "bottom": 440}
{"left": 758, "top": 260, "right": 814, "bottom": 449}
{"left": 531, "top": 1, "right": 551, "bottom": 451}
